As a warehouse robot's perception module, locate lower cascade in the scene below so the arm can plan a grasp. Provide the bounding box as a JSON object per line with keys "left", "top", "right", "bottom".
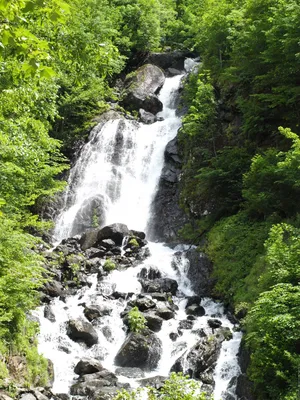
{"left": 36, "top": 68, "right": 242, "bottom": 399}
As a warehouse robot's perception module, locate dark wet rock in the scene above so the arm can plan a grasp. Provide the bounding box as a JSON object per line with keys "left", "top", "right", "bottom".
{"left": 43, "top": 280, "right": 63, "bottom": 298}
{"left": 208, "top": 319, "right": 222, "bottom": 329}
{"left": 171, "top": 330, "right": 227, "bottom": 380}
{"left": 138, "top": 375, "right": 167, "bottom": 389}
{"left": 131, "top": 230, "right": 146, "bottom": 240}
{"left": 186, "top": 296, "right": 202, "bottom": 308}
{"left": 140, "top": 278, "right": 178, "bottom": 295}
{"left": 236, "top": 374, "right": 255, "bottom": 400}
{"left": 178, "top": 320, "right": 194, "bottom": 330}
{"left": 44, "top": 305, "right": 56, "bottom": 322}
{"left": 97, "top": 224, "right": 131, "bottom": 246}
{"left": 111, "top": 291, "right": 130, "bottom": 300}
{"left": 66, "top": 318, "right": 98, "bottom": 347}
{"left": 84, "top": 304, "right": 112, "bottom": 321}
{"left": 192, "top": 328, "right": 207, "bottom": 338}
{"left": 156, "top": 307, "right": 175, "bottom": 320}
{"left": 47, "top": 358, "right": 55, "bottom": 387}
{"left": 219, "top": 327, "right": 233, "bottom": 341}
{"left": 70, "top": 194, "right": 106, "bottom": 237}
{"left": 85, "top": 247, "right": 106, "bottom": 259}
{"left": 121, "top": 64, "right": 165, "bottom": 114}
{"left": 85, "top": 258, "right": 102, "bottom": 273}
{"left": 145, "top": 51, "right": 194, "bottom": 71}
{"left": 128, "top": 297, "right": 156, "bottom": 312}
{"left": 150, "top": 292, "right": 168, "bottom": 302}
{"left": 139, "top": 109, "right": 156, "bottom": 124}
{"left": 238, "top": 341, "right": 251, "bottom": 374}
{"left": 169, "top": 332, "right": 179, "bottom": 341}
{"left": 185, "top": 249, "right": 215, "bottom": 297}
{"left": 114, "top": 331, "right": 162, "bottom": 370}
{"left": 80, "top": 229, "right": 99, "bottom": 251}
{"left": 187, "top": 315, "right": 197, "bottom": 321}
{"left": 32, "top": 390, "right": 51, "bottom": 400}
{"left": 115, "top": 367, "right": 145, "bottom": 379}
{"left": 144, "top": 312, "right": 163, "bottom": 332}
{"left": 138, "top": 265, "right": 162, "bottom": 280}
{"left": 147, "top": 137, "right": 188, "bottom": 243}
{"left": 74, "top": 358, "right": 104, "bottom": 376}
{"left": 186, "top": 304, "right": 205, "bottom": 317}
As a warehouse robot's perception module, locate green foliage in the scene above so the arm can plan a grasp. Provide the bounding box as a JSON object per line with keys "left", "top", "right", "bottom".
{"left": 206, "top": 212, "right": 272, "bottom": 305}
{"left": 127, "top": 306, "right": 146, "bottom": 333}
{"left": 246, "top": 284, "right": 300, "bottom": 399}
{"left": 243, "top": 127, "right": 300, "bottom": 219}
{"left": 114, "top": 372, "right": 211, "bottom": 400}
{"left": 129, "top": 238, "right": 139, "bottom": 247}
{"left": 103, "top": 258, "right": 116, "bottom": 272}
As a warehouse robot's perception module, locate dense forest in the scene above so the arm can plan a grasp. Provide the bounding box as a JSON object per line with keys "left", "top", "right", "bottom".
{"left": 0, "top": 0, "right": 299, "bottom": 399}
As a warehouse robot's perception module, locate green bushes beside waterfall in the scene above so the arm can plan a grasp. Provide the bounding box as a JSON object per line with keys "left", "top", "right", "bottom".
{"left": 177, "top": 1, "right": 300, "bottom": 399}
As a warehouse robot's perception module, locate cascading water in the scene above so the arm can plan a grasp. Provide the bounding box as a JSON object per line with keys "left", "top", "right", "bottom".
{"left": 36, "top": 68, "right": 242, "bottom": 399}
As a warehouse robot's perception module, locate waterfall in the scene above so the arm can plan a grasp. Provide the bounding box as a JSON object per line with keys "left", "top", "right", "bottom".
{"left": 37, "top": 70, "right": 242, "bottom": 399}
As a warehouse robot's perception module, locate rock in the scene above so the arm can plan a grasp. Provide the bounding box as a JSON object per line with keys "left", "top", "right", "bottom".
{"left": 97, "top": 224, "right": 130, "bottom": 246}
{"left": 186, "top": 304, "right": 205, "bottom": 317}
{"left": 150, "top": 292, "right": 168, "bottom": 302}
{"left": 144, "top": 312, "right": 163, "bottom": 332}
{"left": 101, "top": 326, "right": 113, "bottom": 342}
{"left": 131, "top": 230, "right": 146, "bottom": 240}
{"left": 74, "top": 358, "right": 104, "bottom": 376}
{"left": 138, "top": 265, "right": 162, "bottom": 280}
{"left": 207, "top": 319, "right": 222, "bottom": 329}
{"left": 0, "top": 393, "right": 14, "bottom": 400}
{"left": 43, "top": 280, "right": 63, "bottom": 297}
{"left": 156, "top": 307, "right": 175, "bottom": 320}
{"left": 236, "top": 374, "right": 255, "bottom": 400}
{"left": 99, "top": 239, "right": 116, "bottom": 250}
{"left": 19, "top": 394, "right": 36, "bottom": 400}
{"left": 80, "top": 229, "right": 99, "bottom": 251}
{"left": 31, "top": 391, "right": 49, "bottom": 400}
{"left": 84, "top": 304, "right": 112, "bottom": 321}
{"left": 140, "top": 278, "right": 178, "bottom": 295}
{"left": 114, "top": 331, "right": 162, "bottom": 370}
{"left": 178, "top": 320, "right": 194, "bottom": 330}
{"left": 47, "top": 358, "right": 55, "bottom": 387}
{"left": 70, "top": 194, "right": 106, "bottom": 237}
{"left": 66, "top": 318, "right": 98, "bottom": 347}
{"left": 129, "top": 297, "right": 156, "bottom": 312}
{"left": 147, "top": 137, "right": 188, "bottom": 243}
{"left": 185, "top": 249, "right": 215, "bottom": 297}
{"left": 139, "top": 109, "right": 156, "bottom": 124}
{"left": 145, "top": 51, "right": 194, "bottom": 71}
{"left": 167, "top": 67, "right": 182, "bottom": 76}
{"left": 171, "top": 333, "right": 226, "bottom": 380}
{"left": 186, "top": 296, "right": 202, "bottom": 308}
{"left": 115, "top": 367, "right": 145, "bottom": 379}
{"left": 44, "top": 305, "right": 56, "bottom": 322}
{"left": 138, "top": 376, "right": 167, "bottom": 389}
{"left": 121, "top": 64, "right": 165, "bottom": 114}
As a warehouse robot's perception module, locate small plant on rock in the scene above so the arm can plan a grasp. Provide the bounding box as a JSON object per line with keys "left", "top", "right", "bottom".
{"left": 103, "top": 258, "right": 116, "bottom": 272}
{"left": 128, "top": 306, "right": 146, "bottom": 333}
{"left": 129, "top": 237, "right": 139, "bottom": 247}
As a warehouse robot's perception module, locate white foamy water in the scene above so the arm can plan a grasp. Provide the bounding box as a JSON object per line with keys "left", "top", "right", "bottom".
{"left": 37, "top": 71, "right": 242, "bottom": 398}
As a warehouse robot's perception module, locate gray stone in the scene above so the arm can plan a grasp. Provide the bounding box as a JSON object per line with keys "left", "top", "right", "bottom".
{"left": 156, "top": 307, "right": 175, "bottom": 320}
{"left": 139, "top": 109, "right": 156, "bottom": 124}
{"left": 66, "top": 318, "right": 98, "bottom": 347}
{"left": 186, "top": 304, "right": 206, "bottom": 317}
{"left": 115, "top": 331, "right": 162, "bottom": 370}
{"left": 115, "top": 367, "right": 145, "bottom": 379}
{"left": 121, "top": 64, "right": 165, "bottom": 114}
{"left": 74, "top": 358, "right": 104, "bottom": 376}
{"left": 44, "top": 305, "right": 56, "bottom": 322}
{"left": 144, "top": 312, "right": 163, "bottom": 332}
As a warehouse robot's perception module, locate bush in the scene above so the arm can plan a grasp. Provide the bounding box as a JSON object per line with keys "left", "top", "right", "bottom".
{"left": 128, "top": 307, "right": 146, "bottom": 333}
{"left": 103, "top": 259, "right": 116, "bottom": 272}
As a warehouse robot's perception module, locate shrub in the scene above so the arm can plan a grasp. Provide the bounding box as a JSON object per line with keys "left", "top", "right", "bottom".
{"left": 103, "top": 259, "right": 116, "bottom": 272}
{"left": 128, "top": 307, "right": 146, "bottom": 333}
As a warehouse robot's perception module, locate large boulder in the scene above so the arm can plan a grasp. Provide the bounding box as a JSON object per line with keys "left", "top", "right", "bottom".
{"left": 185, "top": 249, "right": 215, "bottom": 297}
{"left": 74, "top": 358, "right": 104, "bottom": 376}
{"left": 97, "top": 223, "right": 131, "bottom": 246}
{"left": 70, "top": 195, "right": 106, "bottom": 237}
{"left": 145, "top": 51, "right": 195, "bottom": 71}
{"left": 147, "top": 137, "right": 189, "bottom": 243}
{"left": 171, "top": 330, "right": 227, "bottom": 383}
{"left": 66, "top": 318, "right": 98, "bottom": 347}
{"left": 121, "top": 64, "right": 165, "bottom": 114}
{"left": 140, "top": 278, "right": 178, "bottom": 295}
{"left": 114, "top": 331, "right": 162, "bottom": 370}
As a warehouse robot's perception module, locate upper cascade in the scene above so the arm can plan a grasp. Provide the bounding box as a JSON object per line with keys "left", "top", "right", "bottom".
{"left": 54, "top": 72, "right": 182, "bottom": 243}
